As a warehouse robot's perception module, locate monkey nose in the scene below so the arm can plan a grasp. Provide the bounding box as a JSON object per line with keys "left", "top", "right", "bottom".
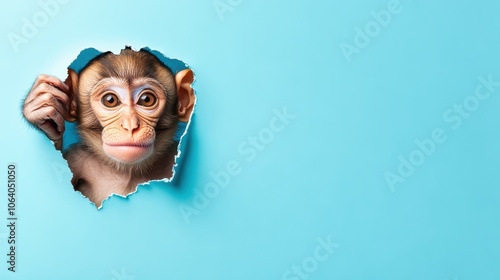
{"left": 121, "top": 116, "right": 140, "bottom": 133}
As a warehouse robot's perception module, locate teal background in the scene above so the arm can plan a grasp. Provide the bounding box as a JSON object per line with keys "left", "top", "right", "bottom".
{"left": 1, "top": 0, "right": 500, "bottom": 279}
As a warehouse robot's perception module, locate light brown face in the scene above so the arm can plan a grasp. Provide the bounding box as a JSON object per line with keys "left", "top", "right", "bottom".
{"left": 88, "top": 77, "right": 167, "bottom": 163}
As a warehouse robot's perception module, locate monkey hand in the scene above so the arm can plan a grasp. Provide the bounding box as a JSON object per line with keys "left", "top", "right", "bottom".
{"left": 23, "top": 74, "right": 72, "bottom": 150}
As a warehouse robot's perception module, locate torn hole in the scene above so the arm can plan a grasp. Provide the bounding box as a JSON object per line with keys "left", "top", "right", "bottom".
{"left": 25, "top": 46, "right": 196, "bottom": 208}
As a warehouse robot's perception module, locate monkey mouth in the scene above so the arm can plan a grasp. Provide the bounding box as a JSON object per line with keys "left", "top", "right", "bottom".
{"left": 103, "top": 142, "right": 154, "bottom": 163}
{"left": 105, "top": 142, "right": 153, "bottom": 147}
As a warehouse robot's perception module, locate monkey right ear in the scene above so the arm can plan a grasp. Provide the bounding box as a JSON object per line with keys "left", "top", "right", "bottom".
{"left": 64, "top": 69, "right": 79, "bottom": 122}
{"left": 175, "top": 69, "right": 196, "bottom": 122}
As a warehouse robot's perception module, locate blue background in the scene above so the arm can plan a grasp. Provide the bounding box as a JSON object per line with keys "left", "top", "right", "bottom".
{"left": 1, "top": 0, "right": 500, "bottom": 279}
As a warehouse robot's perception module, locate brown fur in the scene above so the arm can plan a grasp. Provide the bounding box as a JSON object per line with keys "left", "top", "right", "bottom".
{"left": 23, "top": 46, "right": 195, "bottom": 208}
{"left": 70, "top": 48, "right": 179, "bottom": 174}
{"left": 63, "top": 48, "right": 185, "bottom": 207}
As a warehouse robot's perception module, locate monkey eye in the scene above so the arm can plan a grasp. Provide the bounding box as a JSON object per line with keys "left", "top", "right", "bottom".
{"left": 101, "top": 93, "right": 121, "bottom": 108}
{"left": 137, "top": 92, "right": 157, "bottom": 107}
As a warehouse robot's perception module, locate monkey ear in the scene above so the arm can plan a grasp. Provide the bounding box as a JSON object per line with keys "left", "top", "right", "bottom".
{"left": 175, "top": 69, "right": 195, "bottom": 122}
{"left": 64, "top": 69, "right": 79, "bottom": 122}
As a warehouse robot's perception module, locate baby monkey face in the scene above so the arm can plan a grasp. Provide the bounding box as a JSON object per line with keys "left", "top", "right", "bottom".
{"left": 89, "top": 77, "right": 167, "bottom": 163}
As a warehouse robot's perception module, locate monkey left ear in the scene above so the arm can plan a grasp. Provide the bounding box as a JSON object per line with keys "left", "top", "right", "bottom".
{"left": 175, "top": 69, "right": 195, "bottom": 122}
{"left": 64, "top": 69, "right": 79, "bottom": 122}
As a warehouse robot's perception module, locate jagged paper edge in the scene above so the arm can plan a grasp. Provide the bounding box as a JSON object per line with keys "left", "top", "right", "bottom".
{"left": 62, "top": 46, "right": 197, "bottom": 209}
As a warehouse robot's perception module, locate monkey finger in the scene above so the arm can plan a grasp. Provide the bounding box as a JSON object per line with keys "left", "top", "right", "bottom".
{"left": 40, "top": 83, "right": 70, "bottom": 107}
{"left": 38, "top": 121, "right": 62, "bottom": 142}
{"left": 49, "top": 95, "right": 69, "bottom": 119}
{"left": 32, "top": 74, "right": 69, "bottom": 93}
{"left": 26, "top": 82, "right": 71, "bottom": 108}
{"left": 26, "top": 75, "right": 61, "bottom": 102}
{"left": 27, "top": 87, "right": 70, "bottom": 113}
{"left": 32, "top": 106, "right": 66, "bottom": 134}
{"left": 22, "top": 101, "right": 46, "bottom": 124}
{"left": 47, "top": 107, "right": 66, "bottom": 134}
{"left": 26, "top": 95, "right": 67, "bottom": 122}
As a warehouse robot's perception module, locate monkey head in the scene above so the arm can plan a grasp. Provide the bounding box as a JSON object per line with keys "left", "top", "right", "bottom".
{"left": 65, "top": 47, "right": 195, "bottom": 172}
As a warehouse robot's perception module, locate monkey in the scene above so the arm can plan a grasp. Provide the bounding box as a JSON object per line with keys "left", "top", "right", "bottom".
{"left": 22, "top": 47, "right": 196, "bottom": 208}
